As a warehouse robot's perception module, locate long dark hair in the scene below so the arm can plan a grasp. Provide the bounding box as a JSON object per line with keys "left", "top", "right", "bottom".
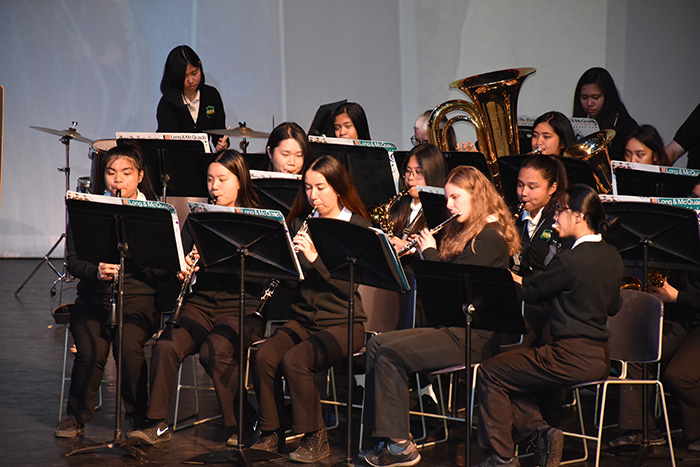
{"left": 391, "top": 143, "right": 448, "bottom": 236}
{"left": 532, "top": 111, "right": 576, "bottom": 154}
{"left": 625, "top": 124, "right": 670, "bottom": 166}
{"left": 263, "top": 122, "right": 311, "bottom": 173}
{"left": 519, "top": 154, "right": 568, "bottom": 212}
{"left": 210, "top": 150, "right": 262, "bottom": 208}
{"left": 160, "top": 45, "right": 204, "bottom": 107}
{"left": 101, "top": 142, "right": 157, "bottom": 200}
{"left": 572, "top": 67, "right": 632, "bottom": 130}
{"left": 330, "top": 102, "right": 371, "bottom": 140}
{"left": 287, "top": 155, "right": 369, "bottom": 222}
{"left": 561, "top": 184, "right": 613, "bottom": 234}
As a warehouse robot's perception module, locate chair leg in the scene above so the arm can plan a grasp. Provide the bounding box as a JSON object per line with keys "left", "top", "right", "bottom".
{"left": 58, "top": 325, "right": 70, "bottom": 421}
{"left": 560, "top": 388, "right": 591, "bottom": 466}
{"left": 656, "top": 381, "right": 677, "bottom": 467}
{"left": 173, "top": 355, "right": 221, "bottom": 431}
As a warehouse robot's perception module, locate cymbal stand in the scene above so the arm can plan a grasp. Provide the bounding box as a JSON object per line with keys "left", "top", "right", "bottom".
{"left": 15, "top": 122, "right": 77, "bottom": 296}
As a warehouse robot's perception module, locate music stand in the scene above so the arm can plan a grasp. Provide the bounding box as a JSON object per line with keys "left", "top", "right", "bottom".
{"left": 603, "top": 201, "right": 700, "bottom": 462}
{"left": 251, "top": 177, "right": 302, "bottom": 217}
{"left": 310, "top": 142, "right": 396, "bottom": 207}
{"left": 498, "top": 155, "right": 597, "bottom": 210}
{"left": 182, "top": 211, "right": 302, "bottom": 464}
{"left": 612, "top": 164, "right": 698, "bottom": 197}
{"left": 416, "top": 187, "right": 451, "bottom": 231}
{"left": 117, "top": 138, "right": 212, "bottom": 201}
{"left": 410, "top": 260, "right": 524, "bottom": 466}
{"left": 62, "top": 194, "right": 185, "bottom": 461}
{"left": 308, "top": 100, "right": 347, "bottom": 136}
{"left": 307, "top": 218, "right": 409, "bottom": 466}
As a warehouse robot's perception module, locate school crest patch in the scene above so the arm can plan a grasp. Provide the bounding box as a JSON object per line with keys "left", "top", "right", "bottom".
{"left": 206, "top": 106, "right": 215, "bottom": 118}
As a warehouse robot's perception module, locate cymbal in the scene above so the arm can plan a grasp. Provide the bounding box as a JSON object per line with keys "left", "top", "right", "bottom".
{"left": 31, "top": 125, "right": 95, "bottom": 145}
{"left": 205, "top": 125, "right": 269, "bottom": 139}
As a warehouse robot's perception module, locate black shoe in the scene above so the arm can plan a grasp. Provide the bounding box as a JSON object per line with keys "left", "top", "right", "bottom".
{"left": 359, "top": 440, "right": 386, "bottom": 462}
{"left": 365, "top": 438, "right": 421, "bottom": 467}
{"left": 474, "top": 454, "right": 520, "bottom": 467}
{"left": 127, "top": 419, "right": 171, "bottom": 445}
{"left": 251, "top": 429, "right": 285, "bottom": 453}
{"left": 55, "top": 416, "right": 85, "bottom": 438}
{"left": 606, "top": 430, "right": 666, "bottom": 448}
{"left": 288, "top": 427, "right": 330, "bottom": 463}
{"left": 537, "top": 425, "right": 563, "bottom": 467}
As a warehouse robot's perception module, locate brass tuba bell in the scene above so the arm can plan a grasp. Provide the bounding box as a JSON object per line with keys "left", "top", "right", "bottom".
{"left": 427, "top": 67, "right": 536, "bottom": 193}
{"left": 563, "top": 129, "right": 616, "bottom": 194}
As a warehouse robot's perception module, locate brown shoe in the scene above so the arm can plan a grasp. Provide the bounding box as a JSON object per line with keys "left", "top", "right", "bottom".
{"left": 288, "top": 427, "right": 330, "bottom": 463}
{"left": 250, "top": 429, "right": 285, "bottom": 453}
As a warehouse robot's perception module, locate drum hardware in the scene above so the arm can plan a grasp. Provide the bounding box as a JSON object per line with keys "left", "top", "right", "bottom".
{"left": 427, "top": 67, "right": 536, "bottom": 194}
{"left": 16, "top": 122, "right": 95, "bottom": 295}
{"left": 205, "top": 122, "right": 270, "bottom": 153}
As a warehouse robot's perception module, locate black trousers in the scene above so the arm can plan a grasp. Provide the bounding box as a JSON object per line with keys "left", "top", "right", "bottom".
{"left": 477, "top": 338, "right": 609, "bottom": 459}
{"left": 254, "top": 319, "right": 365, "bottom": 434}
{"left": 147, "top": 302, "right": 264, "bottom": 427}
{"left": 67, "top": 296, "right": 158, "bottom": 424}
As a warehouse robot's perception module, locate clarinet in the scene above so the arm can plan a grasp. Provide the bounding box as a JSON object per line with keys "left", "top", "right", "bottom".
{"left": 107, "top": 189, "right": 122, "bottom": 327}
{"left": 169, "top": 196, "right": 216, "bottom": 326}
{"left": 293, "top": 207, "right": 317, "bottom": 252}
{"left": 513, "top": 202, "right": 525, "bottom": 221}
{"left": 252, "top": 279, "right": 280, "bottom": 320}
{"left": 396, "top": 211, "right": 461, "bottom": 257}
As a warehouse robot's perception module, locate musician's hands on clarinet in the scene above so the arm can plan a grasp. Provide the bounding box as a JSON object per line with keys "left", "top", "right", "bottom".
{"left": 97, "top": 262, "right": 120, "bottom": 281}
{"left": 293, "top": 230, "right": 318, "bottom": 263}
{"left": 177, "top": 246, "right": 200, "bottom": 281}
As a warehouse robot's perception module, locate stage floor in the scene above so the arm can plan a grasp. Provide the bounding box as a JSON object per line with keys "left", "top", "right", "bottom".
{"left": 1, "top": 258, "right": 697, "bottom": 466}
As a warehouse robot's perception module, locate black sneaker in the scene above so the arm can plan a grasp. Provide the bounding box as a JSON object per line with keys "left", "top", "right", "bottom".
{"left": 127, "top": 419, "right": 171, "bottom": 445}
{"left": 250, "top": 429, "right": 285, "bottom": 453}
{"left": 365, "top": 438, "right": 421, "bottom": 467}
{"left": 288, "top": 427, "right": 330, "bottom": 463}
{"left": 474, "top": 453, "right": 520, "bottom": 467}
{"left": 359, "top": 440, "right": 386, "bottom": 462}
{"left": 55, "top": 416, "right": 85, "bottom": 438}
{"left": 536, "top": 425, "right": 563, "bottom": 467}
{"left": 606, "top": 430, "right": 666, "bottom": 448}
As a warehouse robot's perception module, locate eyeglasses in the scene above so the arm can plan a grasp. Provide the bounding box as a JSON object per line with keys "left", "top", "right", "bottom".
{"left": 410, "top": 136, "right": 429, "bottom": 146}
{"left": 404, "top": 167, "right": 424, "bottom": 180}
{"left": 554, "top": 204, "right": 571, "bottom": 213}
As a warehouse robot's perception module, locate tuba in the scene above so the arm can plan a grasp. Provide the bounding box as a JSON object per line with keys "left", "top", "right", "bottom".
{"left": 427, "top": 67, "right": 536, "bottom": 193}
{"left": 563, "top": 129, "right": 616, "bottom": 194}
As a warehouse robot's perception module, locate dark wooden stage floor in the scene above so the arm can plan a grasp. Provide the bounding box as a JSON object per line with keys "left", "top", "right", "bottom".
{"left": 1, "top": 258, "right": 698, "bottom": 466}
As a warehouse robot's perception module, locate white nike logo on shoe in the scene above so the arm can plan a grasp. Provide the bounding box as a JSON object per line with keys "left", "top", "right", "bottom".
{"left": 157, "top": 426, "right": 169, "bottom": 437}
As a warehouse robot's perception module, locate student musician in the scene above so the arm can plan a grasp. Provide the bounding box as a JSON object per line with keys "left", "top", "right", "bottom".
{"left": 388, "top": 143, "right": 448, "bottom": 253}
{"left": 251, "top": 155, "right": 370, "bottom": 463}
{"left": 476, "top": 185, "right": 624, "bottom": 467}
{"left": 128, "top": 150, "right": 266, "bottom": 447}
{"left": 530, "top": 111, "right": 576, "bottom": 156}
{"left": 331, "top": 102, "right": 371, "bottom": 140}
{"left": 156, "top": 45, "right": 229, "bottom": 152}
{"left": 360, "top": 166, "right": 521, "bottom": 467}
{"left": 513, "top": 154, "right": 569, "bottom": 347}
{"left": 262, "top": 121, "right": 310, "bottom": 175}
{"left": 624, "top": 124, "right": 671, "bottom": 166}
{"left": 55, "top": 143, "right": 162, "bottom": 438}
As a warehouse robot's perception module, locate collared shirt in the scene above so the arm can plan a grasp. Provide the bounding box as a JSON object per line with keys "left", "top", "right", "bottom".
{"left": 572, "top": 233, "right": 602, "bottom": 249}
{"left": 182, "top": 90, "right": 201, "bottom": 124}
{"left": 523, "top": 208, "right": 544, "bottom": 239}
{"left": 104, "top": 189, "right": 147, "bottom": 201}
{"left": 313, "top": 206, "right": 353, "bottom": 222}
{"left": 408, "top": 200, "right": 422, "bottom": 225}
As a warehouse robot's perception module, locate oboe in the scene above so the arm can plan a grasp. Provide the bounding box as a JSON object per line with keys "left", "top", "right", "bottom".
{"left": 396, "top": 211, "right": 462, "bottom": 257}
{"left": 293, "top": 207, "right": 317, "bottom": 252}
{"left": 170, "top": 196, "right": 216, "bottom": 326}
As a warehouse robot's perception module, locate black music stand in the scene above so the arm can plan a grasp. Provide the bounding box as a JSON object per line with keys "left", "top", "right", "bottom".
{"left": 310, "top": 142, "right": 396, "bottom": 207}
{"left": 603, "top": 201, "right": 700, "bottom": 463}
{"left": 498, "top": 155, "right": 597, "bottom": 210}
{"left": 417, "top": 189, "right": 452, "bottom": 231}
{"left": 252, "top": 177, "right": 302, "bottom": 217}
{"left": 183, "top": 211, "right": 301, "bottom": 465}
{"left": 117, "top": 138, "right": 211, "bottom": 201}
{"left": 308, "top": 99, "right": 347, "bottom": 136}
{"left": 410, "top": 260, "right": 524, "bottom": 466}
{"left": 613, "top": 165, "right": 697, "bottom": 197}
{"left": 307, "top": 218, "right": 409, "bottom": 466}
{"left": 62, "top": 196, "right": 185, "bottom": 461}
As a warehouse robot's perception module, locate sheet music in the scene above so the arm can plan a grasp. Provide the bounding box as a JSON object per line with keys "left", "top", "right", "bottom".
{"left": 417, "top": 185, "right": 445, "bottom": 196}
{"left": 611, "top": 160, "right": 700, "bottom": 196}
{"left": 250, "top": 169, "right": 302, "bottom": 180}
{"left": 601, "top": 194, "right": 700, "bottom": 227}
{"left": 187, "top": 201, "right": 304, "bottom": 280}
{"left": 65, "top": 190, "right": 187, "bottom": 271}
{"left": 309, "top": 135, "right": 400, "bottom": 192}
{"left": 368, "top": 226, "right": 410, "bottom": 292}
{"left": 115, "top": 131, "right": 211, "bottom": 153}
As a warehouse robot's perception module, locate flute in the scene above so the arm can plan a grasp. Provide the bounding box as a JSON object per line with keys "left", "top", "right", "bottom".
{"left": 396, "top": 211, "right": 462, "bottom": 257}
